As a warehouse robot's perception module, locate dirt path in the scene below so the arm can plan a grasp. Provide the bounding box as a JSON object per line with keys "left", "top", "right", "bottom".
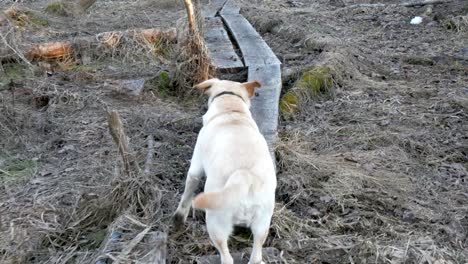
{"left": 1, "top": 0, "right": 467, "bottom": 263}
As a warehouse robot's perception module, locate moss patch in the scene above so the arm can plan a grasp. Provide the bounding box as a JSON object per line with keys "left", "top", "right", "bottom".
{"left": 0, "top": 158, "right": 39, "bottom": 186}
{"left": 280, "top": 90, "right": 300, "bottom": 116}
{"left": 297, "top": 67, "right": 334, "bottom": 98}
{"left": 404, "top": 56, "right": 435, "bottom": 66}
{"left": 145, "top": 70, "right": 174, "bottom": 96}
{"left": 280, "top": 66, "right": 335, "bottom": 118}
{"left": 45, "top": 1, "right": 69, "bottom": 16}
{"left": 0, "top": 64, "right": 32, "bottom": 87}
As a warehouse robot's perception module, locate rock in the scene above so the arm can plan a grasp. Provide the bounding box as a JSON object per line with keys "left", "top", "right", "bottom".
{"left": 119, "top": 79, "right": 146, "bottom": 96}
{"left": 362, "top": 162, "right": 376, "bottom": 173}
{"left": 460, "top": 47, "right": 468, "bottom": 59}
{"left": 304, "top": 35, "right": 336, "bottom": 51}
{"left": 307, "top": 207, "right": 321, "bottom": 217}
{"left": 320, "top": 195, "right": 332, "bottom": 203}
{"left": 402, "top": 210, "right": 415, "bottom": 223}
{"left": 379, "top": 119, "right": 390, "bottom": 126}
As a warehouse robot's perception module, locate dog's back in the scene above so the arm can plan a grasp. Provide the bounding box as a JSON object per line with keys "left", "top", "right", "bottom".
{"left": 175, "top": 79, "right": 276, "bottom": 264}
{"left": 192, "top": 106, "right": 276, "bottom": 213}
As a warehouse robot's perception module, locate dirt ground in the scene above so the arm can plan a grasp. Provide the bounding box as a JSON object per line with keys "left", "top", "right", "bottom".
{"left": 1, "top": 0, "right": 467, "bottom": 263}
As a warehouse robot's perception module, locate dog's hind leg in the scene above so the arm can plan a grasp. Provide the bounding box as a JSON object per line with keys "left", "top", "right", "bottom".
{"left": 173, "top": 144, "right": 204, "bottom": 227}
{"left": 248, "top": 217, "right": 271, "bottom": 264}
{"left": 207, "top": 213, "right": 234, "bottom": 264}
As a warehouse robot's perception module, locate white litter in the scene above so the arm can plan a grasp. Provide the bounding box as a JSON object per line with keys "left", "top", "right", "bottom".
{"left": 410, "top": 16, "right": 423, "bottom": 25}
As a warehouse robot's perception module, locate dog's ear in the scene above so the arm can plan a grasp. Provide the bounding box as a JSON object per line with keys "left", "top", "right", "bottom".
{"left": 242, "top": 81, "right": 261, "bottom": 97}
{"left": 194, "top": 78, "right": 219, "bottom": 93}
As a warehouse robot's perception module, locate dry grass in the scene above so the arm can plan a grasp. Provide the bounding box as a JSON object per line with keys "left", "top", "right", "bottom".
{"left": 171, "top": 1, "right": 215, "bottom": 96}
{"left": 1, "top": 0, "right": 467, "bottom": 263}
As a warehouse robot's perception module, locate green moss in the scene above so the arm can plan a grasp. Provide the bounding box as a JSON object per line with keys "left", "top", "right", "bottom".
{"left": 0, "top": 159, "right": 39, "bottom": 186}
{"left": 298, "top": 67, "right": 333, "bottom": 97}
{"left": 279, "top": 66, "right": 335, "bottom": 118}
{"left": 27, "top": 11, "right": 49, "bottom": 27}
{"left": 280, "top": 90, "right": 300, "bottom": 115}
{"left": 144, "top": 70, "right": 174, "bottom": 96}
{"left": 0, "top": 64, "right": 31, "bottom": 87}
{"left": 404, "top": 56, "right": 434, "bottom": 66}
{"left": 85, "top": 229, "right": 107, "bottom": 247}
{"left": 157, "top": 71, "right": 172, "bottom": 94}
{"left": 68, "top": 64, "right": 96, "bottom": 72}
{"left": 44, "top": 1, "right": 68, "bottom": 16}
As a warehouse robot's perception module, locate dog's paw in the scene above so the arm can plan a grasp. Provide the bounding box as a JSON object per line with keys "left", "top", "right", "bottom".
{"left": 172, "top": 211, "right": 186, "bottom": 229}
{"left": 248, "top": 261, "right": 265, "bottom": 264}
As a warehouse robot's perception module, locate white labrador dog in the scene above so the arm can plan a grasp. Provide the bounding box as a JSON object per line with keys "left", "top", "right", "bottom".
{"left": 173, "top": 78, "right": 277, "bottom": 264}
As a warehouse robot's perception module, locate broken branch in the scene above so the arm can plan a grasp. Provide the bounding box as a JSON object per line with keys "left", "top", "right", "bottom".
{"left": 143, "top": 135, "right": 155, "bottom": 176}
{"left": 107, "top": 111, "right": 141, "bottom": 176}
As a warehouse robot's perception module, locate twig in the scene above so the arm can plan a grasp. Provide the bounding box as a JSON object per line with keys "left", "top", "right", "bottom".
{"left": 346, "top": 0, "right": 454, "bottom": 8}
{"left": 107, "top": 110, "right": 141, "bottom": 176}
{"left": 0, "top": 168, "right": 15, "bottom": 177}
{"left": 184, "top": 0, "right": 198, "bottom": 35}
{"left": 143, "top": 135, "right": 155, "bottom": 176}
{"left": 402, "top": 0, "right": 453, "bottom": 7}
{"left": 119, "top": 226, "right": 151, "bottom": 256}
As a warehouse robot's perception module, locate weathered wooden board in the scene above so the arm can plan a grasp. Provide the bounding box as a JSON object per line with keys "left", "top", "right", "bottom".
{"left": 204, "top": 17, "right": 244, "bottom": 70}
{"left": 197, "top": 247, "right": 282, "bottom": 264}
{"left": 140, "top": 231, "right": 167, "bottom": 264}
{"left": 221, "top": 14, "right": 281, "bottom": 67}
{"left": 203, "top": 0, "right": 282, "bottom": 158}
{"left": 248, "top": 64, "right": 282, "bottom": 156}
{"left": 219, "top": 0, "right": 240, "bottom": 15}
{"left": 202, "top": 0, "right": 227, "bottom": 18}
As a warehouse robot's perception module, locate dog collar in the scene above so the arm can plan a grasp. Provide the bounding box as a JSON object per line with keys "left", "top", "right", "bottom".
{"left": 211, "top": 91, "right": 245, "bottom": 103}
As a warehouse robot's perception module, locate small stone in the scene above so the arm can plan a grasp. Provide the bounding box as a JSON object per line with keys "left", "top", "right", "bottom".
{"left": 308, "top": 207, "right": 321, "bottom": 217}
{"left": 402, "top": 210, "right": 415, "bottom": 223}
{"left": 320, "top": 195, "right": 332, "bottom": 203}
{"left": 379, "top": 119, "right": 390, "bottom": 126}
{"left": 119, "top": 79, "right": 146, "bottom": 96}
{"left": 362, "top": 162, "right": 376, "bottom": 173}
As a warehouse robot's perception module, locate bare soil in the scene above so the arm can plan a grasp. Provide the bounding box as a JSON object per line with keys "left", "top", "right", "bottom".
{"left": 1, "top": 0, "right": 467, "bottom": 263}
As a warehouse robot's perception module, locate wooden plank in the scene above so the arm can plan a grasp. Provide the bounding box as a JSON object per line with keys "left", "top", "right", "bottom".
{"left": 202, "top": 0, "right": 227, "bottom": 18}
{"left": 221, "top": 14, "right": 281, "bottom": 67}
{"left": 220, "top": 0, "right": 240, "bottom": 15}
{"left": 140, "top": 231, "right": 167, "bottom": 264}
{"left": 248, "top": 64, "right": 282, "bottom": 156}
{"left": 197, "top": 248, "right": 282, "bottom": 264}
{"left": 204, "top": 17, "right": 244, "bottom": 70}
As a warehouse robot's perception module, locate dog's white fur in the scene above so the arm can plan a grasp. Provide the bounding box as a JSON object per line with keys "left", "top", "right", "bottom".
{"left": 174, "top": 78, "right": 277, "bottom": 264}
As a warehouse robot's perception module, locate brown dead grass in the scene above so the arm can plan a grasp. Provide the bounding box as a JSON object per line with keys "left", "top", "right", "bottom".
{"left": 1, "top": 0, "right": 467, "bottom": 263}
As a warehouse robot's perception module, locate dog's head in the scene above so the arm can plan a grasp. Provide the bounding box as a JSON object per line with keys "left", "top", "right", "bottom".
{"left": 194, "top": 78, "right": 261, "bottom": 108}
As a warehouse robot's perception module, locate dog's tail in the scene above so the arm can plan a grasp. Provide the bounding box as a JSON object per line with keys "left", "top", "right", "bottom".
{"left": 192, "top": 169, "right": 254, "bottom": 210}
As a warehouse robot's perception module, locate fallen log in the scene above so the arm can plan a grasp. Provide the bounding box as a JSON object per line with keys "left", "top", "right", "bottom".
{"left": 26, "top": 42, "right": 73, "bottom": 61}
{"left": 1, "top": 27, "right": 177, "bottom": 63}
